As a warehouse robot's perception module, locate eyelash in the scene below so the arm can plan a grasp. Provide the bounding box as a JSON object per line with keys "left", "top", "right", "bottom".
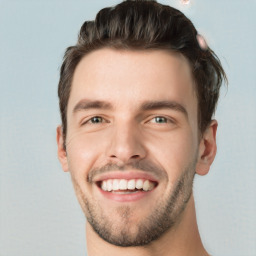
{"left": 149, "top": 116, "right": 171, "bottom": 124}
{"left": 82, "top": 116, "right": 106, "bottom": 125}
{"left": 82, "top": 115, "right": 174, "bottom": 126}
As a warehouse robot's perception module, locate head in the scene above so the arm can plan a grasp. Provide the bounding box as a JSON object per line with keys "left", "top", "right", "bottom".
{"left": 58, "top": 0, "right": 226, "bottom": 143}
{"left": 57, "top": 0, "right": 226, "bottom": 247}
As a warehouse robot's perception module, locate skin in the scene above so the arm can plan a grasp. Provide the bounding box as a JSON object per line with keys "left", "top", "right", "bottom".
{"left": 57, "top": 48, "right": 217, "bottom": 256}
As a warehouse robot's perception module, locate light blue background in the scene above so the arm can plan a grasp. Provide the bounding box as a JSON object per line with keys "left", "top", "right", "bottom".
{"left": 0, "top": 0, "right": 255, "bottom": 255}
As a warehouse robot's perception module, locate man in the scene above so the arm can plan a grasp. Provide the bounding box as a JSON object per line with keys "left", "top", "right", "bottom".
{"left": 56, "top": 1, "right": 227, "bottom": 255}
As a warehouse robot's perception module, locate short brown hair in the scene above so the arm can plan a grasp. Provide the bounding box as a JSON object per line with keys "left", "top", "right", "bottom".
{"left": 58, "top": 0, "right": 227, "bottom": 142}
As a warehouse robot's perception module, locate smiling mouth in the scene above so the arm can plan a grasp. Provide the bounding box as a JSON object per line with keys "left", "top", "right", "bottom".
{"left": 97, "top": 179, "right": 158, "bottom": 193}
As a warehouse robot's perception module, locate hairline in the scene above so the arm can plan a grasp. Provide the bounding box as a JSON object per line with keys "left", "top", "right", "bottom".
{"left": 63, "top": 47, "right": 203, "bottom": 141}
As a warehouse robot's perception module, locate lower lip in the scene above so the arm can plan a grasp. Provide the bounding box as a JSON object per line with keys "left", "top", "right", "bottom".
{"left": 97, "top": 186, "right": 155, "bottom": 202}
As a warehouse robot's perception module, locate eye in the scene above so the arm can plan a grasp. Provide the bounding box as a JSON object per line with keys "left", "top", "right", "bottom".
{"left": 90, "top": 116, "right": 103, "bottom": 124}
{"left": 150, "top": 116, "right": 169, "bottom": 124}
{"left": 82, "top": 116, "right": 106, "bottom": 125}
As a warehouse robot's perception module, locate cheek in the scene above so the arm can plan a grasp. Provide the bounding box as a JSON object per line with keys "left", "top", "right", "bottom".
{"left": 65, "top": 131, "right": 107, "bottom": 178}
{"left": 148, "top": 129, "right": 198, "bottom": 180}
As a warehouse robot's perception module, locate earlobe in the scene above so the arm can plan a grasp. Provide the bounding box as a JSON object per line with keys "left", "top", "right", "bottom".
{"left": 56, "top": 126, "right": 69, "bottom": 172}
{"left": 196, "top": 120, "right": 218, "bottom": 176}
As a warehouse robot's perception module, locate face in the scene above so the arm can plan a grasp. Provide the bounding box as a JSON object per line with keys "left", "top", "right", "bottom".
{"left": 57, "top": 49, "right": 215, "bottom": 246}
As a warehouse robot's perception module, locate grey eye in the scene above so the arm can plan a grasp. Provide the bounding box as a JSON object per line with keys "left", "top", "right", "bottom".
{"left": 154, "top": 116, "right": 167, "bottom": 123}
{"left": 90, "top": 116, "right": 103, "bottom": 123}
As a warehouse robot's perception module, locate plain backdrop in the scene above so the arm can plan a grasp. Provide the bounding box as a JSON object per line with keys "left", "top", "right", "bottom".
{"left": 0, "top": 0, "right": 255, "bottom": 255}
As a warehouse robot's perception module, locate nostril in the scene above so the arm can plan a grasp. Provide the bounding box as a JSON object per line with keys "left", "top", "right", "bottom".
{"left": 109, "top": 154, "right": 141, "bottom": 161}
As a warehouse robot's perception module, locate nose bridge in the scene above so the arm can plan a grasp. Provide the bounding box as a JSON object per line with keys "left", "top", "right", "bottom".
{"left": 106, "top": 118, "right": 146, "bottom": 163}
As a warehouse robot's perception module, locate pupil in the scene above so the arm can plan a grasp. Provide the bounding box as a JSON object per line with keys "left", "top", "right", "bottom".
{"left": 93, "top": 117, "right": 101, "bottom": 123}
{"left": 156, "top": 117, "right": 165, "bottom": 123}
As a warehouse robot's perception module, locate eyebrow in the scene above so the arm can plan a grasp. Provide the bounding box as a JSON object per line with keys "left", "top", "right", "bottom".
{"left": 73, "top": 99, "right": 188, "bottom": 118}
{"left": 73, "top": 99, "right": 113, "bottom": 113}
{"left": 141, "top": 100, "right": 188, "bottom": 118}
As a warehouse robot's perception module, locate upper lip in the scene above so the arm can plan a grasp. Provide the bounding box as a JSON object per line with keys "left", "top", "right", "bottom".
{"left": 93, "top": 171, "right": 159, "bottom": 183}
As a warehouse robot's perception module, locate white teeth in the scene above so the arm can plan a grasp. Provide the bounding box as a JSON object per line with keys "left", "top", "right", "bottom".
{"left": 107, "top": 179, "right": 113, "bottom": 191}
{"left": 119, "top": 179, "right": 127, "bottom": 190}
{"left": 113, "top": 179, "right": 119, "bottom": 190}
{"left": 148, "top": 181, "right": 155, "bottom": 190}
{"left": 127, "top": 179, "right": 136, "bottom": 190}
{"left": 102, "top": 180, "right": 107, "bottom": 191}
{"left": 135, "top": 179, "right": 143, "bottom": 189}
{"left": 143, "top": 180, "right": 149, "bottom": 191}
{"left": 100, "top": 179, "right": 156, "bottom": 192}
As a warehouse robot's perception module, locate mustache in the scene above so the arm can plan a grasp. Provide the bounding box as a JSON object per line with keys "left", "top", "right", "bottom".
{"left": 87, "top": 160, "right": 168, "bottom": 183}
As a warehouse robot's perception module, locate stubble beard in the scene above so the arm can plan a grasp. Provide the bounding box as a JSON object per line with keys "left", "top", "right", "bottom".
{"left": 71, "top": 159, "right": 196, "bottom": 247}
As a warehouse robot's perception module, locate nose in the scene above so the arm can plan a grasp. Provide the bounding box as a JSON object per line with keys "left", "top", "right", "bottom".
{"left": 106, "top": 121, "right": 147, "bottom": 164}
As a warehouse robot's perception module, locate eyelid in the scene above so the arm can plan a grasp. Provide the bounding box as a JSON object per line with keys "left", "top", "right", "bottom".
{"left": 146, "top": 115, "right": 175, "bottom": 124}
{"left": 81, "top": 115, "right": 109, "bottom": 125}
{"left": 80, "top": 115, "right": 176, "bottom": 126}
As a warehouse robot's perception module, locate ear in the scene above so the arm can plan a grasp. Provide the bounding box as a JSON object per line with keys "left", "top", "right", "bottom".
{"left": 56, "top": 126, "right": 69, "bottom": 172}
{"left": 196, "top": 120, "right": 218, "bottom": 176}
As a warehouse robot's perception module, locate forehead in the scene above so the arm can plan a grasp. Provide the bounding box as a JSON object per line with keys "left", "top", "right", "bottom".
{"left": 68, "top": 48, "right": 197, "bottom": 116}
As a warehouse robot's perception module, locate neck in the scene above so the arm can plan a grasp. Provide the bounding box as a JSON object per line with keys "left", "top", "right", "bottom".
{"left": 86, "top": 194, "right": 208, "bottom": 256}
